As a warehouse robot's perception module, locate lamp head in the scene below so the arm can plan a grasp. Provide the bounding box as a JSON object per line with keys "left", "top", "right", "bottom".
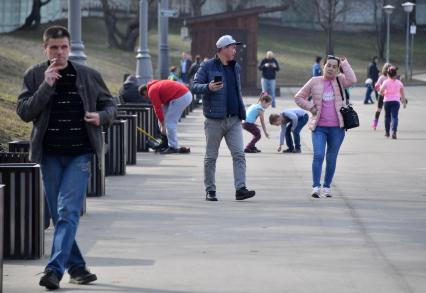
{"left": 383, "top": 5, "right": 395, "bottom": 15}
{"left": 402, "top": 2, "right": 415, "bottom": 13}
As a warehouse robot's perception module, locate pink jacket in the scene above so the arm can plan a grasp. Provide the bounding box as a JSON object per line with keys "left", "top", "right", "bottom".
{"left": 294, "top": 59, "right": 357, "bottom": 130}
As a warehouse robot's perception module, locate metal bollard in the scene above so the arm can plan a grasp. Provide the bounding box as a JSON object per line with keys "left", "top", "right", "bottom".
{"left": 87, "top": 132, "right": 106, "bottom": 197}
{"left": 116, "top": 114, "right": 138, "bottom": 165}
{"left": 105, "top": 120, "right": 127, "bottom": 176}
{"left": 0, "top": 163, "right": 44, "bottom": 259}
{"left": 118, "top": 105, "right": 150, "bottom": 152}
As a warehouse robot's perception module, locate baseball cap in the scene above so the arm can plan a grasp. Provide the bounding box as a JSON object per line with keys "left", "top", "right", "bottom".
{"left": 216, "top": 35, "right": 242, "bottom": 49}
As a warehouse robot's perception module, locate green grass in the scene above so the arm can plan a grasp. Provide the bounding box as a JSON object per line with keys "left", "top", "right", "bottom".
{"left": 1, "top": 17, "right": 425, "bottom": 145}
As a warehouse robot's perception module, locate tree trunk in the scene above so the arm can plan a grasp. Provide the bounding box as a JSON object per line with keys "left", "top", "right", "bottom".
{"left": 374, "top": 0, "right": 385, "bottom": 61}
{"left": 190, "top": 0, "right": 206, "bottom": 16}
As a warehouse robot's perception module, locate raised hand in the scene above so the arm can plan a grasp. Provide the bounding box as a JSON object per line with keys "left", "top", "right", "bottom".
{"left": 44, "top": 59, "right": 62, "bottom": 87}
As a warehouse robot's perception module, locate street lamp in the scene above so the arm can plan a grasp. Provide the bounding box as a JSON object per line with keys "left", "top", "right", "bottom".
{"left": 383, "top": 5, "right": 394, "bottom": 63}
{"left": 402, "top": 1, "right": 415, "bottom": 81}
{"left": 136, "top": 0, "right": 153, "bottom": 84}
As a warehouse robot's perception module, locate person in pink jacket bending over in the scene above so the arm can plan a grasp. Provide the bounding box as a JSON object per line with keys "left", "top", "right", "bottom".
{"left": 294, "top": 55, "right": 357, "bottom": 198}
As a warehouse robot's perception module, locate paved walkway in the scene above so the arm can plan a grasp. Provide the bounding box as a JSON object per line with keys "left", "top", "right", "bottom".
{"left": 3, "top": 87, "right": 426, "bottom": 293}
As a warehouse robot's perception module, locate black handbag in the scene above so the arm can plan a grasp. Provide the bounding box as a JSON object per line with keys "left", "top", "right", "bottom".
{"left": 336, "top": 77, "right": 359, "bottom": 130}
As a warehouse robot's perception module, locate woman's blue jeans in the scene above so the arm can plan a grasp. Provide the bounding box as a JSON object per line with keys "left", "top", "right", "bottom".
{"left": 384, "top": 101, "right": 400, "bottom": 133}
{"left": 311, "top": 127, "right": 345, "bottom": 188}
{"left": 41, "top": 153, "right": 91, "bottom": 278}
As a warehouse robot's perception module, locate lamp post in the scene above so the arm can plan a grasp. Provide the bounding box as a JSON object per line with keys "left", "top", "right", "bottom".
{"left": 68, "top": 0, "right": 87, "bottom": 64}
{"left": 402, "top": 2, "right": 415, "bottom": 81}
{"left": 383, "top": 5, "right": 394, "bottom": 63}
{"left": 158, "top": 0, "right": 169, "bottom": 80}
{"left": 136, "top": 0, "right": 153, "bottom": 84}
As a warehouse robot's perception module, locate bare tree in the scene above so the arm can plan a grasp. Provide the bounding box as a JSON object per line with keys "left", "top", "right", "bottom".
{"left": 190, "top": 0, "right": 207, "bottom": 16}
{"left": 289, "top": 0, "right": 352, "bottom": 55}
{"left": 20, "top": 0, "right": 51, "bottom": 29}
{"left": 100, "top": 0, "right": 156, "bottom": 51}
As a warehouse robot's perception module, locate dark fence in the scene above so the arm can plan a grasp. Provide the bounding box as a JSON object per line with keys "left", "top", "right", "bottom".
{"left": 0, "top": 184, "right": 4, "bottom": 291}
{"left": 0, "top": 163, "right": 44, "bottom": 259}
{"left": 8, "top": 140, "right": 30, "bottom": 153}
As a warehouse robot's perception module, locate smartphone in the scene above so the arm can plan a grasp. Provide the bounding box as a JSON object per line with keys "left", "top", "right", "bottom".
{"left": 213, "top": 76, "right": 222, "bottom": 83}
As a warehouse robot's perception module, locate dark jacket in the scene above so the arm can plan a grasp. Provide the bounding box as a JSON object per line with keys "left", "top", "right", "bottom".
{"left": 368, "top": 62, "right": 380, "bottom": 83}
{"left": 258, "top": 57, "right": 280, "bottom": 80}
{"left": 191, "top": 56, "right": 246, "bottom": 120}
{"left": 17, "top": 60, "right": 117, "bottom": 163}
{"left": 119, "top": 75, "right": 149, "bottom": 103}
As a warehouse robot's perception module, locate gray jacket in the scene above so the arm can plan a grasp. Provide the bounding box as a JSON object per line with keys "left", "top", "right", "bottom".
{"left": 16, "top": 60, "right": 117, "bottom": 163}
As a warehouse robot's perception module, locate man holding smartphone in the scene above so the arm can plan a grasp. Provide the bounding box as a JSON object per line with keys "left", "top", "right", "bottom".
{"left": 17, "top": 26, "right": 116, "bottom": 290}
{"left": 192, "top": 35, "right": 255, "bottom": 202}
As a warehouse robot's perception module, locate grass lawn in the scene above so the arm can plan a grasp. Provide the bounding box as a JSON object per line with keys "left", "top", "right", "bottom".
{"left": 0, "top": 17, "right": 425, "bottom": 145}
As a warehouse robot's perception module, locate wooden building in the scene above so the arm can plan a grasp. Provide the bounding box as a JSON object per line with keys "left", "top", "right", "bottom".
{"left": 185, "top": 5, "right": 288, "bottom": 92}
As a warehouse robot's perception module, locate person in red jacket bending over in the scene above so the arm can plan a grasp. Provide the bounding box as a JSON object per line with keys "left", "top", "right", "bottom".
{"left": 139, "top": 80, "right": 192, "bottom": 154}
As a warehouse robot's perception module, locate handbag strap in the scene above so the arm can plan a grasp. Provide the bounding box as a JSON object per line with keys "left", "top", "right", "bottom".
{"left": 336, "top": 76, "right": 350, "bottom": 106}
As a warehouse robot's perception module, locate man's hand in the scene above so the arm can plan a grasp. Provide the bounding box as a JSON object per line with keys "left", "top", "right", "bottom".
{"left": 265, "top": 132, "right": 270, "bottom": 139}
{"left": 208, "top": 81, "right": 223, "bottom": 92}
{"left": 84, "top": 112, "right": 100, "bottom": 126}
{"left": 277, "top": 145, "right": 282, "bottom": 152}
{"left": 44, "top": 59, "right": 62, "bottom": 87}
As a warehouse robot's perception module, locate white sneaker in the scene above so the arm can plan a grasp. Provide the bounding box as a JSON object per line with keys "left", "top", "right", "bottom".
{"left": 311, "top": 186, "right": 321, "bottom": 198}
{"left": 323, "top": 187, "right": 332, "bottom": 197}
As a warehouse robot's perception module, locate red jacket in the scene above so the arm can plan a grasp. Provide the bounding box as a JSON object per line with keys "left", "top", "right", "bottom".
{"left": 146, "top": 80, "right": 189, "bottom": 123}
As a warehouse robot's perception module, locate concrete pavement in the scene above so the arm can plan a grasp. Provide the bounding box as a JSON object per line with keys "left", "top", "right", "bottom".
{"left": 3, "top": 86, "right": 426, "bottom": 293}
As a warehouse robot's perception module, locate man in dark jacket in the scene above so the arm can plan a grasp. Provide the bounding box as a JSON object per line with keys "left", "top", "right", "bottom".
{"left": 16, "top": 26, "right": 116, "bottom": 290}
{"left": 118, "top": 74, "right": 149, "bottom": 103}
{"left": 367, "top": 56, "right": 380, "bottom": 100}
{"left": 192, "top": 35, "right": 255, "bottom": 202}
{"left": 258, "top": 51, "right": 280, "bottom": 108}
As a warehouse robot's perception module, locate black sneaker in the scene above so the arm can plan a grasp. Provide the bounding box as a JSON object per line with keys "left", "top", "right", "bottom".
{"left": 39, "top": 269, "right": 60, "bottom": 290}
{"left": 159, "top": 147, "right": 179, "bottom": 154}
{"left": 244, "top": 148, "right": 257, "bottom": 153}
{"left": 236, "top": 187, "right": 255, "bottom": 200}
{"left": 385, "top": 131, "right": 390, "bottom": 138}
{"left": 205, "top": 191, "right": 218, "bottom": 201}
{"left": 293, "top": 149, "right": 301, "bottom": 153}
{"left": 69, "top": 266, "right": 97, "bottom": 285}
{"left": 392, "top": 132, "right": 397, "bottom": 139}
{"left": 252, "top": 146, "right": 261, "bottom": 153}
{"left": 282, "top": 148, "right": 294, "bottom": 153}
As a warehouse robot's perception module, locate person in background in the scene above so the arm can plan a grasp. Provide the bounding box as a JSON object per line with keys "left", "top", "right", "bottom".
{"left": 168, "top": 66, "right": 179, "bottom": 81}
{"left": 294, "top": 55, "right": 357, "bottom": 198}
{"left": 372, "top": 63, "right": 392, "bottom": 130}
{"left": 367, "top": 56, "right": 380, "bottom": 100}
{"left": 258, "top": 51, "right": 280, "bottom": 108}
{"left": 364, "top": 78, "right": 374, "bottom": 104}
{"left": 269, "top": 108, "right": 309, "bottom": 153}
{"left": 139, "top": 79, "right": 192, "bottom": 154}
{"left": 312, "top": 56, "right": 322, "bottom": 77}
{"left": 17, "top": 25, "right": 116, "bottom": 290}
{"left": 180, "top": 51, "right": 192, "bottom": 84}
{"left": 242, "top": 94, "right": 272, "bottom": 153}
{"left": 379, "top": 66, "right": 407, "bottom": 139}
{"left": 119, "top": 74, "right": 149, "bottom": 103}
{"left": 188, "top": 54, "right": 202, "bottom": 85}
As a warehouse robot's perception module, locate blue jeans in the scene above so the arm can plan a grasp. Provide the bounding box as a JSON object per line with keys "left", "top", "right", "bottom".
{"left": 162, "top": 91, "right": 193, "bottom": 149}
{"left": 285, "top": 114, "right": 308, "bottom": 150}
{"left": 311, "top": 127, "right": 345, "bottom": 188}
{"left": 41, "top": 153, "right": 91, "bottom": 278}
{"left": 364, "top": 84, "right": 374, "bottom": 104}
{"left": 384, "top": 101, "right": 400, "bottom": 133}
{"left": 261, "top": 78, "right": 276, "bottom": 108}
